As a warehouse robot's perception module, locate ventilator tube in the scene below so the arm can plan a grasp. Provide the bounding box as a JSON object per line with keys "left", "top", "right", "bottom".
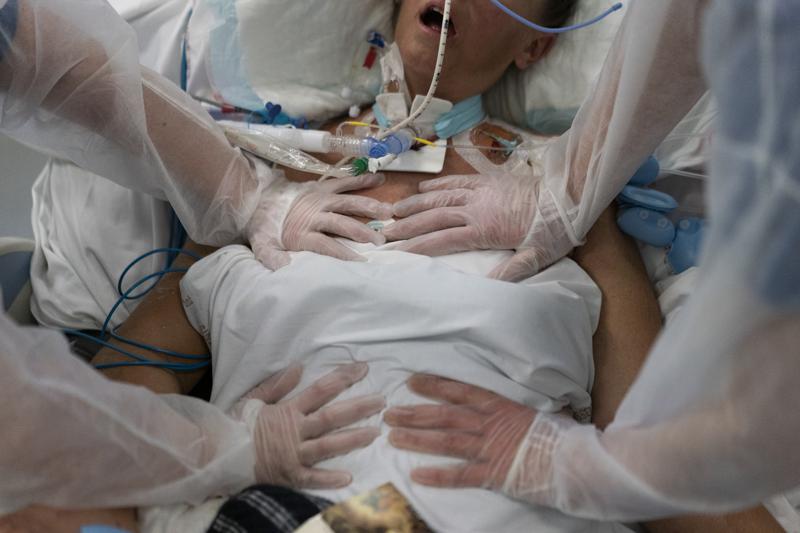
{"left": 239, "top": 125, "right": 392, "bottom": 158}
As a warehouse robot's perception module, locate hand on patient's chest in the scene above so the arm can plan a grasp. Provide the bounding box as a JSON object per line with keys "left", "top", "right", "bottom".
{"left": 281, "top": 140, "right": 478, "bottom": 205}
{"left": 279, "top": 120, "right": 519, "bottom": 212}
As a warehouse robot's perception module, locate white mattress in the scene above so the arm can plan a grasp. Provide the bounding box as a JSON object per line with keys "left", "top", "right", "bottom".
{"left": 157, "top": 243, "right": 634, "bottom": 532}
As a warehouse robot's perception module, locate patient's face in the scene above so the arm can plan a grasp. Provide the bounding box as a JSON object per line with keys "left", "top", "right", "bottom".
{"left": 394, "top": 0, "right": 554, "bottom": 103}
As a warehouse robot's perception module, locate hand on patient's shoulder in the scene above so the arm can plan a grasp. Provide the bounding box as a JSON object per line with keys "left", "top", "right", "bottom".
{"left": 232, "top": 362, "right": 385, "bottom": 490}
{"left": 246, "top": 174, "right": 393, "bottom": 272}
{"left": 383, "top": 174, "right": 571, "bottom": 281}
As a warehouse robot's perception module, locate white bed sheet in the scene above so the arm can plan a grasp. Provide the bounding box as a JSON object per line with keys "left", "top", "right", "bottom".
{"left": 148, "top": 243, "right": 634, "bottom": 533}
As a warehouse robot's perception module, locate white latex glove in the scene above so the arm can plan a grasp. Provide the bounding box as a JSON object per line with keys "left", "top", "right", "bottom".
{"left": 246, "top": 174, "right": 393, "bottom": 271}
{"left": 384, "top": 374, "right": 543, "bottom": 495}
{"left": 383, "top": 174, "right": 571, "bottom": 282}
{"left": 233, "top": 362, "right": 385, "bottom": 489}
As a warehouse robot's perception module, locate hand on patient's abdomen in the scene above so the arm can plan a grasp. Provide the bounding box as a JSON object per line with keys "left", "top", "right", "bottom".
{"left": 232, "top": 363, "right": 385, "bottom": 489}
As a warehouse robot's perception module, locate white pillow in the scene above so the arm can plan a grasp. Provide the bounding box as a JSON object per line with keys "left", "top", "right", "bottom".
{"left": 188, "top": 0, "right": 395, "bottom": 122}
{"left": 187, "top": 0, "right": 622, "bottom": 130}
{"left": 484, "top": 0, "right": 624, "bottom": 134}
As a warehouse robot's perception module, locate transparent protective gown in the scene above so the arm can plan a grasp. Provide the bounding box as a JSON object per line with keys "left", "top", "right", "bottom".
{"left": 0, "top": 0, "right": 265, "bottom": 246}
{"left": 527, "top": 0, "right": 709, "bottom": 265}
{"left": 0, "top": 309, "right": 257, "bottom": 514}
{"left": 504, "top": 0, "right": 800, "bottom": 520}
{"left": 0, "top": 0, "right": 393, "bottom": 267}
{"left": 392, "top": 0, "right": 713, "bottom": 281}
{"left": 0, "top": 0, "right": 260, "bottom": 512}
{"left": 0, "top": 0, "right": 386, "bottom": 513}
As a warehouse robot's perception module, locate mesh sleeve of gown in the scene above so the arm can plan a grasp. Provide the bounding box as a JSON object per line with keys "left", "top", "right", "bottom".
{"left": 0, "top": 310, "right": 256, "bottom": 514}
{"left": 0, "top": 0, "right": 267, "bottom": 246}
{"left": 522, "top": 0, "right": 709, "bottom": 268}
{"left": 504, "top": 0, "right": 800, "bottom": 521}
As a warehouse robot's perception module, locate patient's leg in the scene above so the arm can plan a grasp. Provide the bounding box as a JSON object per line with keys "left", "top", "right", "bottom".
{"left": 574, "top": 207, "right": 782, "bottom": 532}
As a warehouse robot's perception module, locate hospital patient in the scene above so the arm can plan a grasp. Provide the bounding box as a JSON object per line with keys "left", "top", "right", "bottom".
{"left": 9, "top": 1, "right": 780, "bottom": 532}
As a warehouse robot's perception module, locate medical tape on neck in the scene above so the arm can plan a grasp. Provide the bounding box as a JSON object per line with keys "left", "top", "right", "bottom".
{"left": 374, "top": 43, "right": 485, "bottom": 140}
{"left": 373, "top": 93, "right": 486, "bottom": 140}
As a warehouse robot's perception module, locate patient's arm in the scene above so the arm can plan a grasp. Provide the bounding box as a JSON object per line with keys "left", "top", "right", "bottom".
{"left": 90, "top": 240, "right": 216, "bottom": 394}
{"left": 574, "top": 208, "right": 782, "bottom": 532}
{"left": 571, "top": 207, "right": 663, "bottom": 428}
{"left": 1, "top": 243, "right": 217, "bottom": 533}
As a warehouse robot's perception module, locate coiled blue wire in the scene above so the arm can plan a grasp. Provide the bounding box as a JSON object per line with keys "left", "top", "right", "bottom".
{"left": 489, "top": 0, "right": 623, "bottom": 34}
{"left": 65, "top": 247, "right": 210, "bottom": 372}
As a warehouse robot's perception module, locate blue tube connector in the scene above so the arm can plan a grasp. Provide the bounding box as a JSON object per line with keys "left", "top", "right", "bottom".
{"left": 367, "top": 139, "right": 389, "bottom": 158}
{"left": 382, "top": 130, "right": 415, "bottom": 155}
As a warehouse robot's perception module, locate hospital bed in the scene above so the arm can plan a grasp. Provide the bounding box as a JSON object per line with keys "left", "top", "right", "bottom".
{"left": 0, "top": 237, "right": 36, "bottom": 326}
{"left": 10, "top": 0, "right": 799, "bottom": 531}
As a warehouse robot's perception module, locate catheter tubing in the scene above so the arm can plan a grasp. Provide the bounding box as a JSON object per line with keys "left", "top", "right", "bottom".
{"left": 489, "top": 0, "right": 623, "bottom": 33}
{"left": 377, "top": 0, "right": 452, "bottom": 139}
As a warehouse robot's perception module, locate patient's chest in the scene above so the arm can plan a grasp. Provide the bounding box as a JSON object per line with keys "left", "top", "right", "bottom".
{"left": 281, "top": 139, "right": 478, "bottom": 204}
{"left": 181, "top": 245, "right": 604, "bottom": 533}
{"left": 280, "top": 120, "right": 520, "bottom": 205}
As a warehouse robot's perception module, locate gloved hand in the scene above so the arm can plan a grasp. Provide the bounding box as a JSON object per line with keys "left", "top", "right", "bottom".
{"left": 382, "top": 174, "right": 574, "bottom": 282}
{"left": 384, "top": 374, "right": 573, "bottom": 504}
{"left": 246, "top": 174, "right": 393, "bottom": 271}
{"left": 233, "top": 362, "right": 385, "bottom": 489}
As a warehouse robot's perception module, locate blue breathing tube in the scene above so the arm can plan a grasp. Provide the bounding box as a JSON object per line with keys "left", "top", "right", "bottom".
{"left": 489, "top": 0, "right": 623, "bottom": 33}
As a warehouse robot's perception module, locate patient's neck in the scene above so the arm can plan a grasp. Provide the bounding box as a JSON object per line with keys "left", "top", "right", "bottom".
{"left": 403, "top": 66, "right": 483, "bottom": 105}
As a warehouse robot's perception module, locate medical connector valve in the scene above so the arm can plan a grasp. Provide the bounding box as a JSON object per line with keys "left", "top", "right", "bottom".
{"left": 382, "top": 129, "right": 415, "bottom": 155}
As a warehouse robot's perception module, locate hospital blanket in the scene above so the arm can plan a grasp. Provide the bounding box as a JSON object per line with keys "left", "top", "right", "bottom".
{"left": 151, "top": 243, "right": 634, "bottom": 533}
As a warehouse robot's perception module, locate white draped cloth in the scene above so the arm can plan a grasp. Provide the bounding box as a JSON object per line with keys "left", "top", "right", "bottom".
{"left": 160, "top": 242, "right": 624, "bottom": 532}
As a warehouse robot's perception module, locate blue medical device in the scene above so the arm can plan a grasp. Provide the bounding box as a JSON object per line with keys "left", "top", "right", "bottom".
{"left": 80, "top": 526, "right": 134, "bottom": 533}
{"left": 617, "top": 156, "right": 707, "bottom": 274}
{"left": 617, "top": 207, "right": 676, "bottom": 247}
{"left": 489, "top": 0, "right": 624, "bottom": 33}
{"left": 667, "top": 218, "right": 706, "bottom": 273}
{"left": 628, "top": 155, "right": 660, "bottom": 186}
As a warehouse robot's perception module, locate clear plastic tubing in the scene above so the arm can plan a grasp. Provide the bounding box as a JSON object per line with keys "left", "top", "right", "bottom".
{"left": 326, "top": 135, "right": 388, "bottom": 158}
{"left": 222, "top": 123, "right": 392, "bottom": 158}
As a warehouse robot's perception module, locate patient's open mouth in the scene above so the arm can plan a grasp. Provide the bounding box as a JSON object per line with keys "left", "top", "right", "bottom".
{"left": 420, "top": 5, "right": 457, "bottom": 36}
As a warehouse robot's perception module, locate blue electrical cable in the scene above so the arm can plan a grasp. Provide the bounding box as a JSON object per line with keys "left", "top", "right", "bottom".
{"left": 70, "top": 26, "right": 202, "bottom": 374}
{"left": 0, "top": 0, "right": 19, "bottom": 63}
{"left": 108, "top": 329, "right": 209, "bottom": 361}
{"left": 115, "top": 247, "right": 200, "bottom": 300}
{"left": 489, "top": 0, "right": 623, "bottom": 33}
{"left": 102, "top": 267, "right": 188, "bottom": 336}
{"left": 65, "top": 248, "right": 210, "bottom": 372}
{"left": 65, "top": 329, "right": 208, "bottom": 372}
{"left": 168, "top": 209, "right": 188, "bottom": 261}
{"left": 95, "top": 361, "right": 209, "bottom": 371}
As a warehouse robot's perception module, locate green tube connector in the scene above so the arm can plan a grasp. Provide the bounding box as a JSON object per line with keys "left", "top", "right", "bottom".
{"left": 352, "top": 158, "right": 369, "bottom": 175}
